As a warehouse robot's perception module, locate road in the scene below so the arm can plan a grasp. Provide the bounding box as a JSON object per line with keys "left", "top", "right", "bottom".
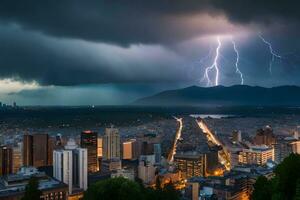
{"left": 167, "top": 117, "right": 183, "bottom": 162}
{"left": 196, "top": 118, "right": 231, "bottom": 170}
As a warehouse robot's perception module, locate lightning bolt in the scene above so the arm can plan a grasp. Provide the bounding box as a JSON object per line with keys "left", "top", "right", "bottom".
{"left": 231, "top": 38, "right": 244, "bottom": 85}
{"left": 203, "top": 37, "right": 222, "bottom": 86}
{"left": 258, "top": 34, "right": 282, "bottom": 74}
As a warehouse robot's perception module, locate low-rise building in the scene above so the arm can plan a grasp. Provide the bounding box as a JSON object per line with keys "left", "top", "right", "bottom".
{"left": 111, "top": 168, "right": 135, "bottom": 181}
{"left": 239, "top": 145, "right": 274, "bottom": 165}
{"left": 0, "top": 166, "right": 68, "bottom": 200}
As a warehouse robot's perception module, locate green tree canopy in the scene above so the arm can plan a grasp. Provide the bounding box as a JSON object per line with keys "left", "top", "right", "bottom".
{"left": 251, "top": 176, "right": 272, "bottom": 200}
{"left": 84, "top": 177, "right": 180, "bottom": 200}
{"left": 21, "top": 177, "right": 42, "bottom": 200}
{"left": 252, "top": 153, "right": 300, "bottom": 200}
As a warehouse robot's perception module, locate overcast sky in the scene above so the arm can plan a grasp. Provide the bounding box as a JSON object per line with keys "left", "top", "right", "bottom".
{"left": 0, "top": 0, "right": 299, "bottom": 105}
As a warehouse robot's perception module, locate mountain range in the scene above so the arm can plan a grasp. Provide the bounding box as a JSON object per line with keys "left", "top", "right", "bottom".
{"left": 133, "top": 85, "right": 300, "bottom": 106}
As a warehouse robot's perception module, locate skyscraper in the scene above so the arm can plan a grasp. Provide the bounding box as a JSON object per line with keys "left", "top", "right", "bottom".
{"left": 32, "top": 134, "right": 49, "bottom": 167}
{"left": 153, "top": 143, "right": 161, "bottom": 164}
{"left": 23, "top": 133, "right": 52, "bottom": 167}
{"left": 0, "top": 146, "right": 13, "bottom": 176}
{"left": 53, "top": 139, "right": 88, "bottom": 194}
{"left": 23, "top": 134, "right": 33, "bottom": 166}
{"left": 12, "top": 142, "right": 23, "bottom": 173}
{"left": 97, "top": 137, "right": 103, "bottom": 158}
{"left": 81, "top": 130, "right": 98, "bottom": 173}
{"left": 123, "top": 139, "right": 137, "bottom": 160}
{"left": 254, "top": 126, "right": 276, "bottom": 146}
{"left": 103, "top": 128, "right": 120, "bottom": 160}
{"left": 138, "top": 159, "right": 156, "bottom": 184}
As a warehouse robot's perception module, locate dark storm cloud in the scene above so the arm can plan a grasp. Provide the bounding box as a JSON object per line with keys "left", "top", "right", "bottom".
{"left": 0, "top": 0, "right": 299, "bottom": 45}
{"left": 0, "top": 25, "right": 186, "bottom": 86}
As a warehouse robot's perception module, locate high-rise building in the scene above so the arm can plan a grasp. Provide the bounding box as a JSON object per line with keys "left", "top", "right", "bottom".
{"left": 153, "top": 143, "right": 161, "bottom": 164}
{"left": 33, "top": 134, "right": 49, "bottom": 167}
{"left": 239, "top": 145, "right": 274, "bottom": 165}
{"left": 97, "top": 137, "right": 103, "bottom": 158}
{"left": 0, "top": 146, "right": 13, "bottom": 176}
{"left": 12, "top": 142, "right": 23, "bottom": 173}
{"left": 23, "top": 134, "right": 33, "bottom": 166}
{"left": 273, "top": 136, "right": 300, "bottom": 163}
{"left": 103, "top": 128, "right": 120, "bottom": 160}
{"left": 123, "top": 139, "right": 137, "bottom": 160}
{"left": 23, "top": 134, "right": 52, "bottom": 167}
{"left": 232, "top": 130, "right": 242, "bottom": 143}
{"left": 253, "top": 126, "right": 276, "bottom": 146}
{"left": 174, "top": 151, "right": 206, "bottom": 179}
{"left": 53, "top": 139, "right": 88, "bottom": 194}
{"left": 141, "top": 141, "right": 154, "bottom": 155}
{"left": 81, "top": 130, "right": 98, "bottom": 173}
{"left": 97, "top": 137, "right": 103, "bottom": 171}
{"left": 138, "top": 160, "right": 156, "bottom": 184}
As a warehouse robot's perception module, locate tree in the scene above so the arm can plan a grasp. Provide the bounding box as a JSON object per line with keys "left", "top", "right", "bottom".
{"left": 251, "top": 176, "right": 272, "bottom": 200}
{"left": 252, "top": 154, "right": 300, "bottom": 200}
{"left": 84, "top": 177, "right": 181, "bottom": 200}
{"left": 294, "top": 179, "right": 300, "bottom": 200}
{"left": 161, "top": 182, "right": 180, "bottom": 200}
{"left": 274, "top": 153, "right": 300, "bottom": 199}
{"left": 84, "top": 177, "right": 143, "bottom": 200}
{"left": 21, "top": 177, "right": 42, "bottom": 200}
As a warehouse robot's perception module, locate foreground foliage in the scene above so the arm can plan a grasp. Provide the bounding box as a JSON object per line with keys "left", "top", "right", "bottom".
{"left": 252, "top": 153, "right": 300, "bottom": 200}
{"left": 84, "top": 177, "right": 180, "bottom": 200}
{"left": 21, "top": 177, "right": 42, "bottom": 200}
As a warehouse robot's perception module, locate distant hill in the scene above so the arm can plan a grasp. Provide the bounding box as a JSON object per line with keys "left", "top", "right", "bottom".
{"left": 133, "top": 85, "right": 300, "bottom": 106}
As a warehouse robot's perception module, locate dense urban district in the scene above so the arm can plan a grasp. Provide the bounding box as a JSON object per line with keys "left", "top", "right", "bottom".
{"left": 0, "top": 106, "right": 300, "bottom": 200}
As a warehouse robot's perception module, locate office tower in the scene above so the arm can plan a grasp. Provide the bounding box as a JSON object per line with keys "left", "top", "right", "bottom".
{"left": 273, "top": 136, "right": 300, "bottom": 163}
{"left": 0, "top": 146, "right": 13, "bottom": 175}
{"left": 97, "top": 137, "right": 103, "bottom": 171}
{"left": 294, "top": 131, "right": 299, "bottom": 140}
{"left": 97, "top": 137, "right": 103, "bottom": 158}
{"left": 103, "top": 128, "right": 120, "bottom": 160}
{"left": 174, "top": 151, "right": 206, "bottom": 179}
{"left": 53, "top": 139, "right": 88, "bottom": 194}
{"left": 23, "top": 134, "right": 51, "bottom": 167}
{"left": 141, "top": 141, "right": 154, "bottom": 155}
{"left": 33, "top": 134, "right": 49, "bottom": 167}
{"left": 254, "top": 126, "right": 276, "bottom": 146}
{"left": 232, "top": 130, "right": 242, "bottom": 143}
{"left": 48, "top": 137, "right": 55, "bottom": 165}
{"left": 291, "top": 140, "right": 300, "bottom": 154}
{"left": 238, "top": 145, "right": 274, "bottom": 165}
{"left": 81, "top": 130, "right": 98, "bottom": 173}
{"left": 153, "top": 143, "right": 161, "bottom": 164}
{"left": 12, "top": 143, "right": 23, "bottom": 173}
{"left": 123, "top": 139, "right": 137, "bottom": 160}
{"left": 23, "top": 134, "right": 33, "bottom": 166}
{"left": 138, "top": 159, "right": 156, "bottom": 184}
